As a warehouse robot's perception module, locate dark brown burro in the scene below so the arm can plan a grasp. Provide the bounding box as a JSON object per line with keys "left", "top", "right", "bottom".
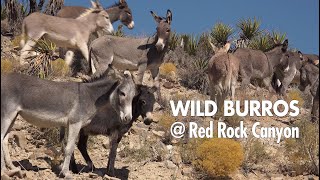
{"left": 1, "top": 70, "right": 136, "bottom": 178}
{"left": 67, "top": 85, "right": 157, "bottom": 176}
{"left": 299, "top": 60, "right": 319, "bottom": 122}
{"left": 233, "top": 39, "right": 289, "bottom": 91}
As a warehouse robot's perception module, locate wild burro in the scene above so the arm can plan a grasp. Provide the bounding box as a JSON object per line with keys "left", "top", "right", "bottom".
{"left": 233, "top": 39, "right": 289, "bottom": 91}
{"left": 57, "top": 0, "right": 134, "bottom": 29}
{"left": 19, "top": 1, "right": 114, "bottom": 66}
{"left": 207, "top": 42, "right": 240, "bottom": 111}
{"left": 299, "top": 59, "right": 319, "bottom": 122}
{"left": 88, "top": 10, "right": 173, "bottom": 88}
{"left": 65, "top": 85, "right": 157, "bottom": 176}
{"left": 57, "top": 0, "right": 134, "bottom": 72}
{"left": 1, "top": 70, "right": 136, "bottom": 178}
{"left": 272, "top": 52, "right": 319, "bottom": 95}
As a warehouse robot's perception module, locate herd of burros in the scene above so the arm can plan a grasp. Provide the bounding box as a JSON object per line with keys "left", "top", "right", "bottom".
{"left": 1, "top": 0, "right": 319, "bottom": 178}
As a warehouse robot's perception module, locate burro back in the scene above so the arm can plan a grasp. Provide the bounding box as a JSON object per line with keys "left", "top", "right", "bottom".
{"left": 19, "top": 1, "right": 114, "bottom": 67}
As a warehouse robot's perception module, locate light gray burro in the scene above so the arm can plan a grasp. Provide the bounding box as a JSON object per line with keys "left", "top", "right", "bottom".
{"left": 19, "top": 1, "right": 114, "bottom": 66}
{"left": 88, "top": 9, "right": 173, "bottom": 89}
{"left": 207, "top": 42, "right": 240, "bottom": 111}
{"left": 1, "top": 70, "right": 136, "bottom": 178}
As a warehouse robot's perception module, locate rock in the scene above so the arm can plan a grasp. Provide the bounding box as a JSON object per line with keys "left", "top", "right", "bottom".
{"left": 181, "top": 167, "right": 193, "bottom": 176}
{"left": 103, "top": 174, "right": 121, "bottom": 180}
{"left": 171, "top": 151, "right": 182, "bottom": 166}
{"left": 12, "top": 132, "right": 28, "bottom": 149}
{"left": 25, "top": 171, "right": 34, "bottom": 180}
{"left": 89, "top": 172, "right": 99, "bottom": 178}
{"left": 152, "top": 130, "right": 165, "bottom": 138}
{"left": 165, "top": 160, "right": 177, "bottom": 170}
{"left": 163, "top": 81, "right": 174, "bottom": 89}
{"left": 1, "top": 173, "right": 10, "bottom": 180}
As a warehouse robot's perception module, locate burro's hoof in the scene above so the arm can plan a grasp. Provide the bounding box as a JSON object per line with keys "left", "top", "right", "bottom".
{"left": 59, "top": 170, "right": 73, "bottom": 180}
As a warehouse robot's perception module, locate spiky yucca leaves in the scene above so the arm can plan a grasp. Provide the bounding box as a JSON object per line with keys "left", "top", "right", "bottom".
{"left": 237, "top": 17, "right": 261, "bottom": 40}
{"left": 249, "top": 33, "right": 274, "bottom": 52}
{"left": 168, "top": 31, "right": 181, "bottom": 51}
{"left": 210, "top": 22, "right": 233, "bottom": 46}
{"left": 27, "top": 38, "right": 57, "bottom": 78}
{"left": 181, "top": 34, "right": 199, "bottom": 56}
{"left": 112, "top": 24, "right": 125, "bottom": 37}
{"left": 271, "top": 31, "right": 286, "bottom": 44}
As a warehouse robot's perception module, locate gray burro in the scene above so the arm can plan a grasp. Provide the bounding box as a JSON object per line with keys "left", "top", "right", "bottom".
{"left": 1, "top": 70, "right": 136, "bottom": 178}
{"left": 19, "top": 1, "right": 114, "bottom": 66}
{"left": 88, "top": 10, "right": 173, "bottom": 90}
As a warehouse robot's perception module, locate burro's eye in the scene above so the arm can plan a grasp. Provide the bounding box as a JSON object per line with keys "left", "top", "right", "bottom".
{"left": 105, "top": 16, "right": 109, "bottom": 19}
{"left": 141, "top": 100, "right": 146, "bottom": 105}
{"left": 119, "top": 90, "right": 126, "bottom": 97}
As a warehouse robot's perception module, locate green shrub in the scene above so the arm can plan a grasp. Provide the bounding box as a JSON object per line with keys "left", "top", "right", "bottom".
{"left": 237, "top": 17, "right": 261, "bottom": 40}
{"left": 210, "top": 22, "right": 233, "bottom": 46}
{"left": 195, "top": 138, "right": 244, "bottom": 177}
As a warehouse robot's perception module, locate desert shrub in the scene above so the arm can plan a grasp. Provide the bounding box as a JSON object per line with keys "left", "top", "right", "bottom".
{"left": 210, "top": 22, "right": 233, "bottom": 46}
{"left": 179, "top": 138, "right": 206, "bottom": 164}
{"left": 159, "top": 62, "right": 177, "bottom": 79}
{"left": 112, "top": 24, "right": 125, "bottom": 37}
{"left": 249, "top": 32, "right": 274, "bottom": 52}
{"left": 1, "top": 59, "right": 14, "bottom": 73}
{"left": 50, "top": 58, "right": 70, "bottom": 77}
{"left": 168, "top": 31, "right": 181, "bottom": 51}
{"left": 158, "top": 111, "right": 177, "bottom": 143}
{"left": 242, "top": 138, "right": 269, "bottom": 173}
{"left": 11, "top": 34, "right": 23, "bottom": 47}
{"left": 271, "top": 30, "right": 286, "bottom": 44}
{"left": 286, "top": 88, "right": 305, "bottom": 108}
{"left": 181, "top": 34, "right": 199, "bottom": 56}
{"left": 26, "top": 38, "right": 57, "bottom": 78}
{"left": 178, "top": 56, "right": 209, "bottom": 93}
{"left": 224, "top": 115, "right": 243, "bottom": 127}
{"left": 194, "top": 138, "right": 244, "bottom": 177}
{"left": 237, "top": 17, "right": 261, "bottom": 41}
{"left": 284, "top": 118, "right": 319, "bottom": 175}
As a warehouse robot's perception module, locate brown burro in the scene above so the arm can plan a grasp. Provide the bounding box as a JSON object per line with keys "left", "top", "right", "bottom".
{"left": 207, "top": 42, "right": 240, "bottom": 111}
{"left": 1, "top": 70, "right": 136, "bottom": 178}
{"left": 233, "top": 39, "right": 289, "bottom": 91}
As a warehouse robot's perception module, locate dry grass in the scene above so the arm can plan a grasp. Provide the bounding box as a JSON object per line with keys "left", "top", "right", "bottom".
{"left": 1, "top": 58, "right": 20, "bottom": 73}
{"left": 50, "top": 58, "right": 70, "bottom": 77}
{"left": 159, "top": 62, "right": 177, "bottom": 81}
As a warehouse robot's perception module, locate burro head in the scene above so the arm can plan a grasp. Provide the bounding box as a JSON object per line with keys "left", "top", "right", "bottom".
{"left": 113, "top": 71, "right": 136, "bottom": 124}
{"left": 150, "top": 9, "right": 172, "bottom": 51}
{"left": 90, "top": 1, "right": 114, "bottom": 33}
{"left": 136, "top": 85, "right": 157, "bottom": 125}
{"left": 118, "top": 0, "right": 134, "bottom": 29}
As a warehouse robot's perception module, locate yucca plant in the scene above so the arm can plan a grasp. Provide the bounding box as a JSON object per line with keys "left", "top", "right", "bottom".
{"left": 168, "top": 31, "right": 180, "bottom": 51}
{"left": 181, "top": 34, "right": 199, "bottom": 56}
{"left": 210, "top": 22, "right": 233, "bottom": 46}
{"left": 112, "top": 24, "right": 125, "bottom": 37}
{"left": 237, "top": 17, "right": 261, "bottom": 41}
{"left": 271, "top": 30, "right": 286, "bottom": 44}
{"left": 249, "top": 33, "right": 273, "bottom": 52}
{"left": 26, "top": 38, "right": 57, "bottom": 78}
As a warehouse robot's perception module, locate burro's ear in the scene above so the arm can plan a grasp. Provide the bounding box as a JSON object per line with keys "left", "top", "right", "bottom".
{"left": 282, "top": 39, "right": 289, "bottom": 51}
{"left": 91, "top": 0, "right": 102, "bottom": 9}
{"left": 119, "top": 0, "right": 126, "bottom": 4}
{"left": 150, "top": 11, "right": 163, "bottom": 23}
{"left": 166, "top": 9, "right": 172, "bottom": 24}
{"left": 208, "top": 37, "right": 218, "bottom": 53}
{"left": 222, "top": 42, "right": 231, "bottom": 53}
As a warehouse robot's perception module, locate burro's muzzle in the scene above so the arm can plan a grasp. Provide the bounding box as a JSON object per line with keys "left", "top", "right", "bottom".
{"left": 143, "top": 112, "right": 154, "bottom": 125}
{"left": 120, "top": 104, "right": 132, "bottom": 124}
{"left": 156, "top": 38, "right": 165, "bottom": 51}
{"left": 127, "top": 21, "right": 135, "bottom": 29}
{"left": 104, "top": 24, "right": 114, "bottom": 34}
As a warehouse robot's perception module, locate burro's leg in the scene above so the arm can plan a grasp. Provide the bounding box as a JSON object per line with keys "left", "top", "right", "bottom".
{"left": 20, "top": 32, "right": 44, "bottom": 66}
{"left": 76, "top": 130, "right": 95, "bottom": 172}
{"left": 77, "top": 42, "right": 89, "bottom": 62}
{"left": 136, "top": 63, "right": 147, "bottom": 84}
{"left": 107, "top": 131, "right": 120, "bottom": 177}
{"left": 59, "top": 121, "right": 82, "bottom": 178}
{"left": 150, "top": 67, "right": 161, "bottom": 101}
